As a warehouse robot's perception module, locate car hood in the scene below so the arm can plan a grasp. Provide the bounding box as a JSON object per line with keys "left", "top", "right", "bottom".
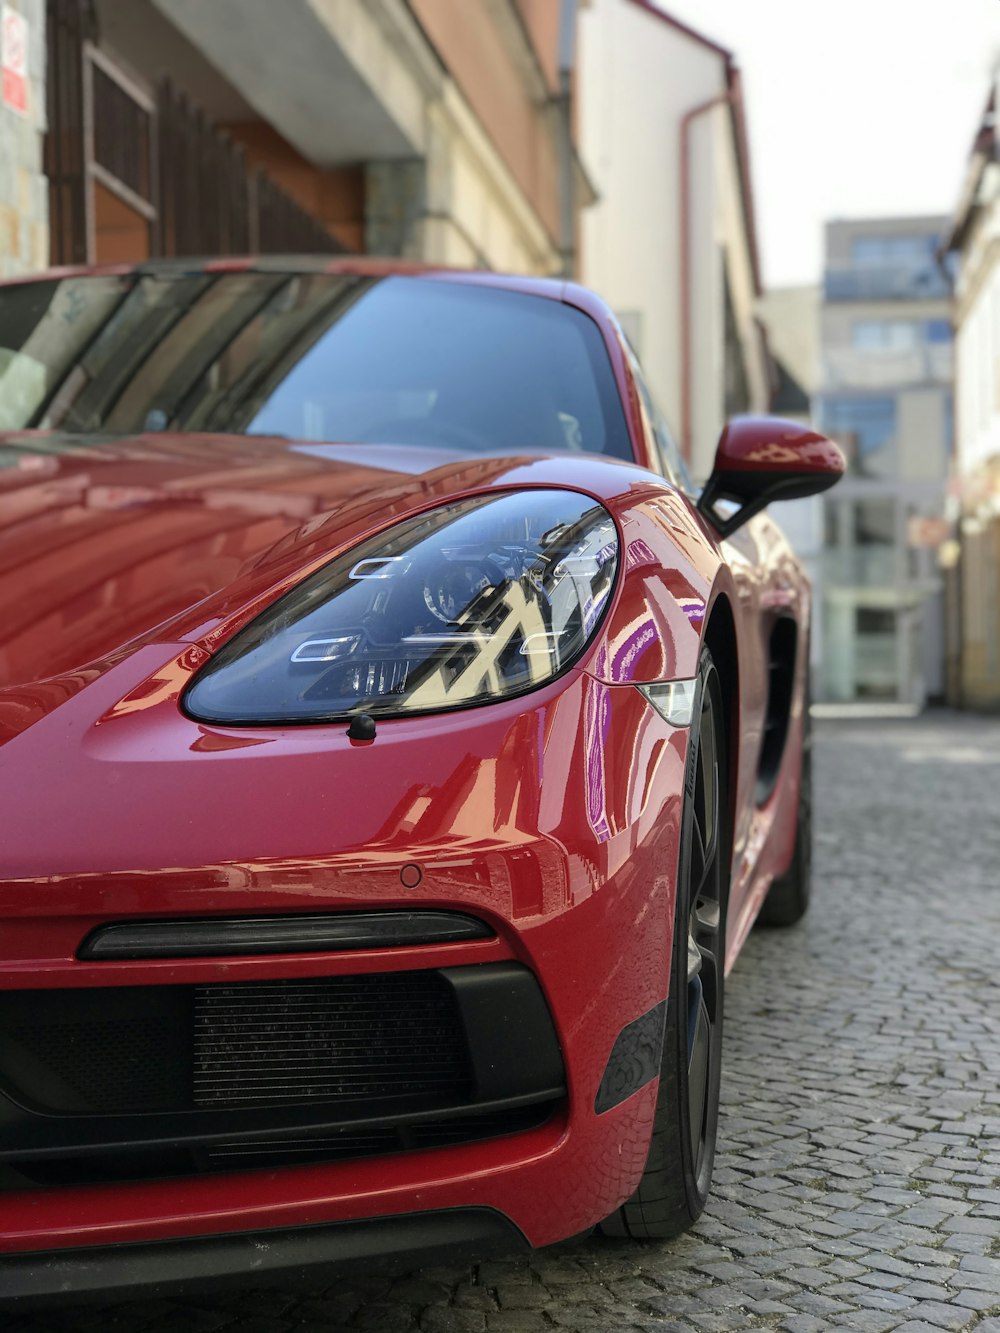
{"left": 0, "top": 431, "right": 651, "bottom": 735}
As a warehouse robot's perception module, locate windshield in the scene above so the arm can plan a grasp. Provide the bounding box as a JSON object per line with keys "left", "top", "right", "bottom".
{"left": 0, "top": 271, "right": 633, "bottom": 460}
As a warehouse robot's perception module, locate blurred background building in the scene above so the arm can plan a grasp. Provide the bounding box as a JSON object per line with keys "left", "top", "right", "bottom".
{"left": 756, "top": 284, "right": 824, "bottom": 679}
{"left": 817, "top": 216, "right": 954, "bottom": 706}
{"left": 577, "top": 0, "right": 770, "bottom": 481}
{"left": 15, "top": 0, "right": 584, "bottom": 276}
{"left": 0, "top": 0, "right": 48, "bottom": 278}
{"left": 943, "top": 79, "right": 1000, "bottom": 711}
{"left": 3, "top": 0, "right": 771, "bottom": 482}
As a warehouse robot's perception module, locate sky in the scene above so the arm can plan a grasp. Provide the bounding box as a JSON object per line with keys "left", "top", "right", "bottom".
{"left": 651, "top": 0, "right": 1000, "bottom": 289}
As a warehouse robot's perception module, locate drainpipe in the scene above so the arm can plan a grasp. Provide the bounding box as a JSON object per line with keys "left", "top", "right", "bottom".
{"left": 679, "top": 86, "right": 735, "bottom": 464}
{"left": 557, "top": 0, "right": 578, "bottom": 277}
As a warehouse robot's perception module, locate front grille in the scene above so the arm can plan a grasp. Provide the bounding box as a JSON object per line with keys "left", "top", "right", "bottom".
{"left": 0, "top": 972, "right": 471, "bottom": 1116}
{"left": 192, "top": 974, "right": 471, "bottom": 1108}
{"left": 0, "top": 963, "right": 566, "bottom": 1189}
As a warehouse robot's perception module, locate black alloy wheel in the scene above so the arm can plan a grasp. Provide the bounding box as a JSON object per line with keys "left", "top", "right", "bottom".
{"left": 602, "top": 646, "right": 729, "bottom": 1239}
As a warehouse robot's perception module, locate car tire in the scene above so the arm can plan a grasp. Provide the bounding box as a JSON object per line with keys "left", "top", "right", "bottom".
{"left": 756, "top": 693, "right": 812, "bottom": 928}
{"left": 601, "top": 646, "right": 728, "bottom": 1240}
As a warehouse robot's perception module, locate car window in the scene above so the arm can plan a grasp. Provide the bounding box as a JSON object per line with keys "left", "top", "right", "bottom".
{"left": 0, "top": 272, "right": 634, "bottom": 461}
{"left": 618, "top": 331, "right": 693, "bottom": 492}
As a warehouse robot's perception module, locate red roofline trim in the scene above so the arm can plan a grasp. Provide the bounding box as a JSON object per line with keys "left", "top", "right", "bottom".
{"left": 624, "top": 0, "right": 733, "bottom": 63}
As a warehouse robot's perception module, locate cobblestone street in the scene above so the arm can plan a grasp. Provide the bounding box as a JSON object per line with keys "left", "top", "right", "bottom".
{"left": 12, "top": 711, "right": 1000, "bottom": 1333}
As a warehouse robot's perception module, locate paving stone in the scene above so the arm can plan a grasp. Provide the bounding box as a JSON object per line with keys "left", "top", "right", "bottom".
{"left": 907, "top": 1301, "right": 981, "bottom": 1329}
{"left": 452, "top": 1287, "right": 501, "bottom": 1313}
{"left": 483, "top": 1314, "right": 553, "bottom": 1332}
{"left": 892, "top": 1324, "right": 960, "bottom": 1333}
{"left": 420, "top": 1309, "right": 488, "bottom": 1333}
{"left": 952, "top": 1290, "right": 1000, "bottom": 1312}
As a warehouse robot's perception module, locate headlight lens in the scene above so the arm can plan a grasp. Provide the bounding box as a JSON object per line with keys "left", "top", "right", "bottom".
{"left": 184, "top": 490, "right": 618, "bottom": 725}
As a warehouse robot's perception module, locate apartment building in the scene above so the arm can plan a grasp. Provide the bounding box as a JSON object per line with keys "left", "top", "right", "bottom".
{"left": 5, "top": 0, "right": 583, "bottom": 277}
{"left": 943, "top": 81, "right": 1000, "bottom": 710}
{"left": 817, "top": 217, "right": 954, "bottom": 705}
{"left": 0, "top": 0, "right": 47, "bottom": 279}
{"left": 757, "top": 284, "right": 824, "bottom": 680}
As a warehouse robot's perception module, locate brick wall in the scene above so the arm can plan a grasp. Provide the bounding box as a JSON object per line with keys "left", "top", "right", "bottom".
{"left": 0, "top": 0, "right": 48, "bottom": 277}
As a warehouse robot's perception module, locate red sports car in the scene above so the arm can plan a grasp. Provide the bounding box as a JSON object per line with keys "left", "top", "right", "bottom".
{"left": 0, "top": 259, "right": 842, "bottom": 1302}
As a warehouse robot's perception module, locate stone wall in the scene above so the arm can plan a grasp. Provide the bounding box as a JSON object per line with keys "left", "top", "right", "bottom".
{"left": 0, "top": 0, "right": 48, "bottom": 278}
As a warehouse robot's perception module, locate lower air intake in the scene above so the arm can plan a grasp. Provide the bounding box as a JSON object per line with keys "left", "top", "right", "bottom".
{"left": 0, "top": 971, "right": 472, "bottom": 1116}
{"left": 192, "top": 972, "right": 472, "bottom": 1108}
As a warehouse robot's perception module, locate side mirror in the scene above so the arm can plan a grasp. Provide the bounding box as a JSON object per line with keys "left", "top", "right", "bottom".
{"left": 697, "top": 415, "right": 846, "bottom": 538}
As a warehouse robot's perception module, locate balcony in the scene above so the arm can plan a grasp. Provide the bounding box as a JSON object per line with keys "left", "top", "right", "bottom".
{"left": 822, "top": 343, "right": 953, "bottom": 390}
{"left": 824, "top": 265, "right": 952, "bottom": 302}
{"left": 824, "top": 547, "right": 899, "bottom": 588}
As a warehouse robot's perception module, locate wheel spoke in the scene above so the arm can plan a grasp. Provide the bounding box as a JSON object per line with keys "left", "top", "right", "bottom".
{"left": 687, "top": 933, "right": 702, "bottom": 982}
{"left": 689, "top": 811, "right": 708, "bottom": 898}
{"left": 687, "top": 994, "right": 711, "bottom": 1161}
{"left": 693, "top": 897, "right": 720, "bottom": 935}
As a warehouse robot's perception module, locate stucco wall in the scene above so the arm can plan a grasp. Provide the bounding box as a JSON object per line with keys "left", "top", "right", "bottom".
{"left": 408, "top": 0, "right": 562, "bottom": 250}
{"left": 952, "top": 194, "right": 1000, "bottom": 708}
{"left": 420, "top": 82, "right": 560, "bottom": 273}
{"left": 955, "top": 203, "right": 1000, "bottom": 479}
{"left": 0, "top": 0, "right": 47, "bottom": 278}
{"left": 578, "top": 0, "right": 765, "bottom": 480}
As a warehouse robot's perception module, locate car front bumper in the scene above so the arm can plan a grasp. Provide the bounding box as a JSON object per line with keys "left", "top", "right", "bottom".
{"left": 0, "top": 660, "right": 688, "bottom": 1276}
{"left": 2, "top": 1208, "right": 528, "bottom": 1306}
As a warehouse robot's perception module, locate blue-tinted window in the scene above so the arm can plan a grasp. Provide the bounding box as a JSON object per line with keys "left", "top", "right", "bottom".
{"left": 924, "top": 319, "right": 953, "bottom": 344}
{"left": 819, "top": 397, "right": 897, "bottom": 478}
{"left": 853, "top": 320, "right": 918, "bottom": 349}
{"left": 249, "top": 279, "right": 633, "bottom": 459}
{"left": 851, "top": 319, "right": 952, "bottom": 348}
{"left": 851, "top": 234, "right": 938, "bottom": 267}
{"left": 0, "top": 272, "right": 633, "bottom": 461}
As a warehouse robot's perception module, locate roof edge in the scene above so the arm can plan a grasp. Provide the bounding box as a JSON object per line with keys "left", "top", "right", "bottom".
{"left": 726, "top": 64, "right": 763, "bottom": 296}
{"left": 625, "top": 3, "right": 760, "bottom": 291}
{"left": 624, "top": 0, "right": 733, "bottom": 63}
{"left": 942, "top": 85, "right": 997, "bottom": 255}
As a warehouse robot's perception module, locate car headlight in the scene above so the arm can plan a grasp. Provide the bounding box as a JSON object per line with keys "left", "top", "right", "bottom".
{"left": 184, "top": 489, "right": 619, "bottom": 725}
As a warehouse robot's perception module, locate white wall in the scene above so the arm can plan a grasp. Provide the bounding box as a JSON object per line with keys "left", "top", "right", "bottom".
{"left": 421, "top": 83, "right": 561, "bottom": 275}
{"left": 155, "top": 0, "right": 561, "bottom": 276}
{"left": 955, "top": 198, "right": 1000, "bottom": 481}
{"left": 578, "top": 0, "right": 767, "bottom": 480}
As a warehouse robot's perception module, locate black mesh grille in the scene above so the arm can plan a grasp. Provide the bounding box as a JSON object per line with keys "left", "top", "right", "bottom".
{"left": 0, "top": 987, "right": 192, "bottom": 1113}
{"left": 8, "top": 1017, "right": 184, "bottom": 1113}
{"left": 192, "top": 973, "right": 472, "bottom": 1108}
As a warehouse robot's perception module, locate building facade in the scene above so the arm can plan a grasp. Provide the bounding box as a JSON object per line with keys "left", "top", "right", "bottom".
{"left": 577, "top": 0, "right": 770, "bottom": 480}
{"left": 817, "top": 216, "right": 953, "bottom": 706}
{"left": 7, "top": 0, "right": 583, "bottom": 279}
{"left": 0, "top": 0, "right": 48, "bottom": 279}
{"left": 943, "top": 83, "right": 1000, "bottom": 711}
